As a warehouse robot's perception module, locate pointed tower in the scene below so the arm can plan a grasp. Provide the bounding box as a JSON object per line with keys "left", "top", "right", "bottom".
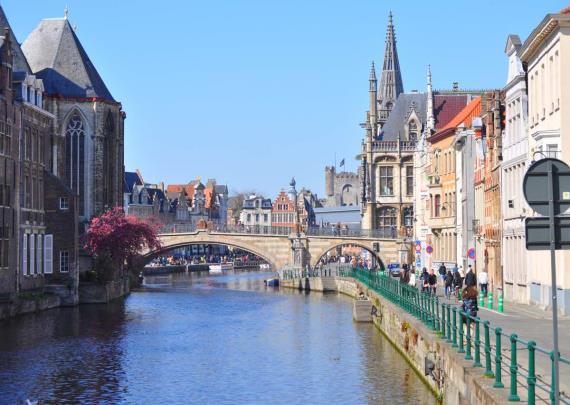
{"left": 426, "top": 65, "right": 435, "bottom": 132}
{"left": 368, "top": 61, "right": 378, "bottom": 136}
{"left": 377, "top": 11, "right": 404, "bottom": 127}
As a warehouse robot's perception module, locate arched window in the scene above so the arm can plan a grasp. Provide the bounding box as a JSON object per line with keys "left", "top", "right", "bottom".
{"left": 103, "top": 112, "right": 116, "bottom": 207}
{"left": 65, "top": 112, "right": 85, "bottom": 215}
{"left": 376, "top": 206, "right": 397, "bottom": 237}
{"left": 408, "top": 120, "right": 418, "bottom": 142}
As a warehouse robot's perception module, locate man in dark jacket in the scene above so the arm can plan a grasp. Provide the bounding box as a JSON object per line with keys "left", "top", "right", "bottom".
{"left": 465, "top": 265, "right": 477, "bottom": 288}
{"left": 428, "top": 269, "right": 438, "bottom": 295}
{"left": 438, "top": 263, "right": 446, "bottom": 281}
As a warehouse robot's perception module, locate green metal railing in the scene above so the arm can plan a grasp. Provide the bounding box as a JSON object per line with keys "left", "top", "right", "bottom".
{"left": 333, "top": 266, "right": 569, "bottom": 405}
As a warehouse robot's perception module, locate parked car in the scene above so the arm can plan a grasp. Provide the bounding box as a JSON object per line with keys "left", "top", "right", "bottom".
{"left": 387, "top": 263, "right": 401, "bottom": 277}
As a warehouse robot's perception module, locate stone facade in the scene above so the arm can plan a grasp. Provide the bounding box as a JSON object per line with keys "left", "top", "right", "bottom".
{"left": 520, "top": 10, "right": 570, "bottom": 313}
{"left": 239, "top": 194, "right": 272, "bottom": 227}
{"left": 502, "top": 35, "right": 530, "bottom": 304}
{"left": 323, "top": 166, "right": 360, "bottom": 207}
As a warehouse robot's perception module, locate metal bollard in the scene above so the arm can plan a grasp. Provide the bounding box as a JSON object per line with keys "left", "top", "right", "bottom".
{"left": 479, "top": 290, "right": 485, "bottom": 308}
{"left": 498, "top": 291, "right": 504, "bottom": 313}
{"left": 487, "top": 291, "right": 494, "bottom": 310}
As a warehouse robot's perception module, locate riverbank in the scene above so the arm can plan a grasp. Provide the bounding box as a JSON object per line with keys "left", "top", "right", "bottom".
{"left": 0, "top": 294, "right": 61, "bottom": 321}
{"left": 281, "top": 276, "right": 509, "bottom": 405}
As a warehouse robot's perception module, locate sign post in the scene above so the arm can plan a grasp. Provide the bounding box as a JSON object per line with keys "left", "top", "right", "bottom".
{"left": 523, "top": 158, "right": 570, "bottom": 404}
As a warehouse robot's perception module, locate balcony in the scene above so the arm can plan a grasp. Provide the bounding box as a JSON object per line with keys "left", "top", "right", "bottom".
{"left": 371, "top": 140, "right": 416, "bottom": 153}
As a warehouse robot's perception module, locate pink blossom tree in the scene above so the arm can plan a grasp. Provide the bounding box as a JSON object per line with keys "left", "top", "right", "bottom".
{"left": 85, "top": 207, "right": 161, "bottom": 279}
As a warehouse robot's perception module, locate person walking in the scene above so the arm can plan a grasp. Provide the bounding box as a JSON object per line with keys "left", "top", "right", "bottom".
{"left": 408, "top": 269, "right": 417, "bottom": 289}
{"left": 453, "top": 269, "right": 463, "bottom": 297}
{"left": 478, "top": 268, "right": 489, "bottom": 296}
{"left": 444, "top": 270, "right": 454, "bottom": 299}
{"left": 421, "top": 267, "right": 429, "bottom": 293}
{"left": 428, "top": 269, "right": 438, "bottom": 295}
{"left": 465, "top": 265, "right": 476, "bottom": 287}
{"left": 460, "top": 286, "right": 479, "bottom": 329}
{"left": 438, "top": 263, "right": 447, "bottom": 281}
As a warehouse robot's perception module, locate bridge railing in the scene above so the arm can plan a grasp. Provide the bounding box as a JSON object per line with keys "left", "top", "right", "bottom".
{"left": 160, "top": 223, "right": 397, "bottom": 239}
{"left": 341, "top": 267, "right": 570, "bottom": 405}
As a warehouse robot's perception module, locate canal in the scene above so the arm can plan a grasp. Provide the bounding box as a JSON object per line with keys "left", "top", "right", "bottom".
{"left": 0, "top": 271, "right": 436, "bottom": 404}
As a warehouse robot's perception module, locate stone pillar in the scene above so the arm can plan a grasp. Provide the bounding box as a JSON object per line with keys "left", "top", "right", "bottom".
{"left": 290, "top": 235, "right": 308, "bottom": 268}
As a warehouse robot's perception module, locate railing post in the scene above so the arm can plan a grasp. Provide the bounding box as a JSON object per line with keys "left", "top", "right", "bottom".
{"left": 527, "top": 341, "right": 536, "bottom": 405}
{"left": 494, "top": 328, "right": 504, "bottom": 388}
{"left": 483, "top": 321, "right": 494, "bottom": 377}
{"left": 452, "top": 307, "right": 458, "bottom": 348}
{"left": 465, "top": 315, "right": 473, "bottom": 360}
{"left": 473, "top": 317, "right": 482, "bottom": 367}
{"left": 441, "top": 303, "right": 446, "bottom": 337}
{"left": 458, "top": 311, "right": 465, "bottom": 353}
{"left": 508, "top": 334, "right": 520, "bottom": 401}
{"left": 550, "top": 351, "right": 556, "bottom": 404}
{"left": 446, "top": 304, "right": 452, "bottom": 343}
{"left": 431, "top": 295, "right": 436, "bottom": 330}
{"left": 434, "top": 296, "right": 440, "bottom": 332}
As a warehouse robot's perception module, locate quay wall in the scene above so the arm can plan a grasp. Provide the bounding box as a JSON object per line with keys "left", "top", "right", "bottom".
{"left": 281, "top": 277, "right": 509, "bottom": 405}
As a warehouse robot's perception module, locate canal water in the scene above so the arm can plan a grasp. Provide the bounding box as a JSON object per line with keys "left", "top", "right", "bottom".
{"left": 0, "top": 271, "right": 436, "bottom": 404}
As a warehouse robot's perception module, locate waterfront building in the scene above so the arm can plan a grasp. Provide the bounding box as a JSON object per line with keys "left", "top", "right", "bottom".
{"left": 271, "top": 180, "right": 297, "bottom": 231}
{"left": 520, "top": 8, "right": 570, "bottom": 313}
{"left": 426, "top": 98, "right": 482, "bottom": 270}
{"left": 502, "top": 35, "right": 530, "bottom": 304}
{"left": 239, "top": 195, "right": 272, "bottom": 228}
{"left": 22, "top": 14, "right": 125, "bottom": 221}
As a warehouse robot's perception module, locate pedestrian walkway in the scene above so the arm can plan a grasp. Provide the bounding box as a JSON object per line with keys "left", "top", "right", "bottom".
{"left": 441, "top": 290, "right": 570, "bottom": 402}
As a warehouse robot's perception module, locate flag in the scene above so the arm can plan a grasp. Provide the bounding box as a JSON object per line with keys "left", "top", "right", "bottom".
{"left": 339, "top": 158, "right": 345, "bottom": 167}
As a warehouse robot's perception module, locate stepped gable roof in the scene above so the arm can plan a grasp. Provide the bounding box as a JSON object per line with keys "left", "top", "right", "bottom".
{"left": 433, "top": 94, "right": 469, "bottom": 130}
{"left": 430, "top": 97, "right": 481, "bottom": 142}
{"left": 22, "top": 18, "right": 115, "bottom": 101}
{"left": 380, "top": 93, "right": 427, "bottom": 140}
{"left": 0, "top": 6, "right": 32, "bottom": 74}
{"left": 124, "top": 171, "right": 143, "bottom": 193}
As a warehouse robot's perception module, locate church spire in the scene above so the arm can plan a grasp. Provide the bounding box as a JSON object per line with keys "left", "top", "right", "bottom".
{"left": 378, "top": 11, "right": 404, "bottom": 127}
{"left": 426, "top": 65, "right": 435, "bottom": 132}
{"left": 369, "top": 61, "right": 377, "bottom": 133}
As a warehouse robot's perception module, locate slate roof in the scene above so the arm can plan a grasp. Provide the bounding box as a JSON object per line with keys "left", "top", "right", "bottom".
{"left": 22, "top": 18, "right": 115, "bottom": 101}
{"left": 0, "top": 6, "right": 32, "bottom": 74}
{"left": 124, "top": 171, "right": 143, "bottom": 193}
{"left": 380, "top": 93, "right": 427, "bottom": 140}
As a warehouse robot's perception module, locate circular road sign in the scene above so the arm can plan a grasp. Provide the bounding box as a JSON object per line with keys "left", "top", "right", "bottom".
{"left": 415, "top": 244, "right": 421, "bottom": 252}
{"left": 523, "top": 158, "right": 570, "bottom": 217}
{"left": 426, "top": 246, "right": 433, "bottom": 254}
{"left": 468, "top": 248, "right": 475, "bottom": 259}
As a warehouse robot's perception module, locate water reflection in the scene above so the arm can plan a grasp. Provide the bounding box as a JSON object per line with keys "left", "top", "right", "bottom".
{"left": 1, "top": 271, "right": 436, "bottom": 404}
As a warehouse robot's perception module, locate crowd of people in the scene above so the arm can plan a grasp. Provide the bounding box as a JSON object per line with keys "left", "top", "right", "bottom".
{"left": 146, "top": 252, "right": 265, "bottom": 267}
{"left": 317, "top": 255, "right": 373, "bottom": 269}
{"left": 395, "top": 263, "right": 491, "bottom": 324}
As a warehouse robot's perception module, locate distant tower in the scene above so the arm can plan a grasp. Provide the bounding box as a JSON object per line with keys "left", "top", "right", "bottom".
{"left": 378, "top": 11, "right": 404, "bottom": 127}
{"left": 288, "top": 177, "right": 297, "bottom": 202}
{"left": 325, "top": 166, "right": 335, "bottom": 197}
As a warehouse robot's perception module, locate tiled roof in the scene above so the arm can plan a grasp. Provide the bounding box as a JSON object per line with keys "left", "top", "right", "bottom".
{"left": 433, "top": 94, "right": 469, "bottom": 130}
{"left": 22, "top": 18, "right": 115, "bottom": 101}
{"left": 430, "top": 97, "right": 481, "bottom": 142}
{"left": 167, "top": 184, "right": 195, "bottom": 197}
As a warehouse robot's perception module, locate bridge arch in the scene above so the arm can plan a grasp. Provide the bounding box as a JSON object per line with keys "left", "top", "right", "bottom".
{"left": 147, "top": 232, "right": 290, "bottom": 270}
{"left": 308, "top": 240, "right": 386, "bottom": 270}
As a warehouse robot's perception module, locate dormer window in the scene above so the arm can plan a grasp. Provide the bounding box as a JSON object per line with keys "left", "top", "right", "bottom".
{"left": 408, "top": 121, "right": 418, "bottom": 142}
{"left": 21, "top": 84, "right": 27, "bottom": 101}
{"left": 36, "top": 90, "right": 42, "bottom": 107}
{"left": 28, "top": 87, "right": 35, "bottom": 104}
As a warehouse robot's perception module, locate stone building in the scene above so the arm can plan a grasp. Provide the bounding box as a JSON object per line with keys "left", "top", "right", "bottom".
{"left": 520, "top": 8, "right": 570, "bottom": 313}
{"left": 23, "top": 17, "right": 125, "bottom": 221}
{"left": 360, "top": 12, "right": 474, "bottom": 245}
{"left": 239, "top": 195, "right": 272, "bottom": 227}
{"left": 502, "top": 35, "right": 529, "bottom": 304}
{"left": 323, "top": 166, "right": 360, "bottom": 207}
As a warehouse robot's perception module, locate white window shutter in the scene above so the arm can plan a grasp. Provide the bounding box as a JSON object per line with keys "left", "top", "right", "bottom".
{"left": 44, "top": 235, "right": 53, "bottom": 274}
{"left": 36, "top": 234, "right": 43, "bottom": 274}
{"left": 22, "top": 234, "right": 28, "bottom": 275}
{"left": 29, "top": 234, "right": 35, "bottom": 275}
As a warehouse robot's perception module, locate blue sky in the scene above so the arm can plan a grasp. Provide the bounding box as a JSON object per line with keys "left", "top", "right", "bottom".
{"left": 3, "top": 0, "right": 568, "bottom": 198}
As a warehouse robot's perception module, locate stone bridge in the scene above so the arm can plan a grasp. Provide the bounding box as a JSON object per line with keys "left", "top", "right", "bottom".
{"left": 145, "top": 228, "right": 401, "bottom": 270}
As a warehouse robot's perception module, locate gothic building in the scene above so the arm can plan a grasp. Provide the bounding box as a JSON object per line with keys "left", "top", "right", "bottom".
{"left": 22, "top": 15, "right": 125, "bottom": 220}
{"left": 360, "top": 13, "right": 478, "bottom": 238}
